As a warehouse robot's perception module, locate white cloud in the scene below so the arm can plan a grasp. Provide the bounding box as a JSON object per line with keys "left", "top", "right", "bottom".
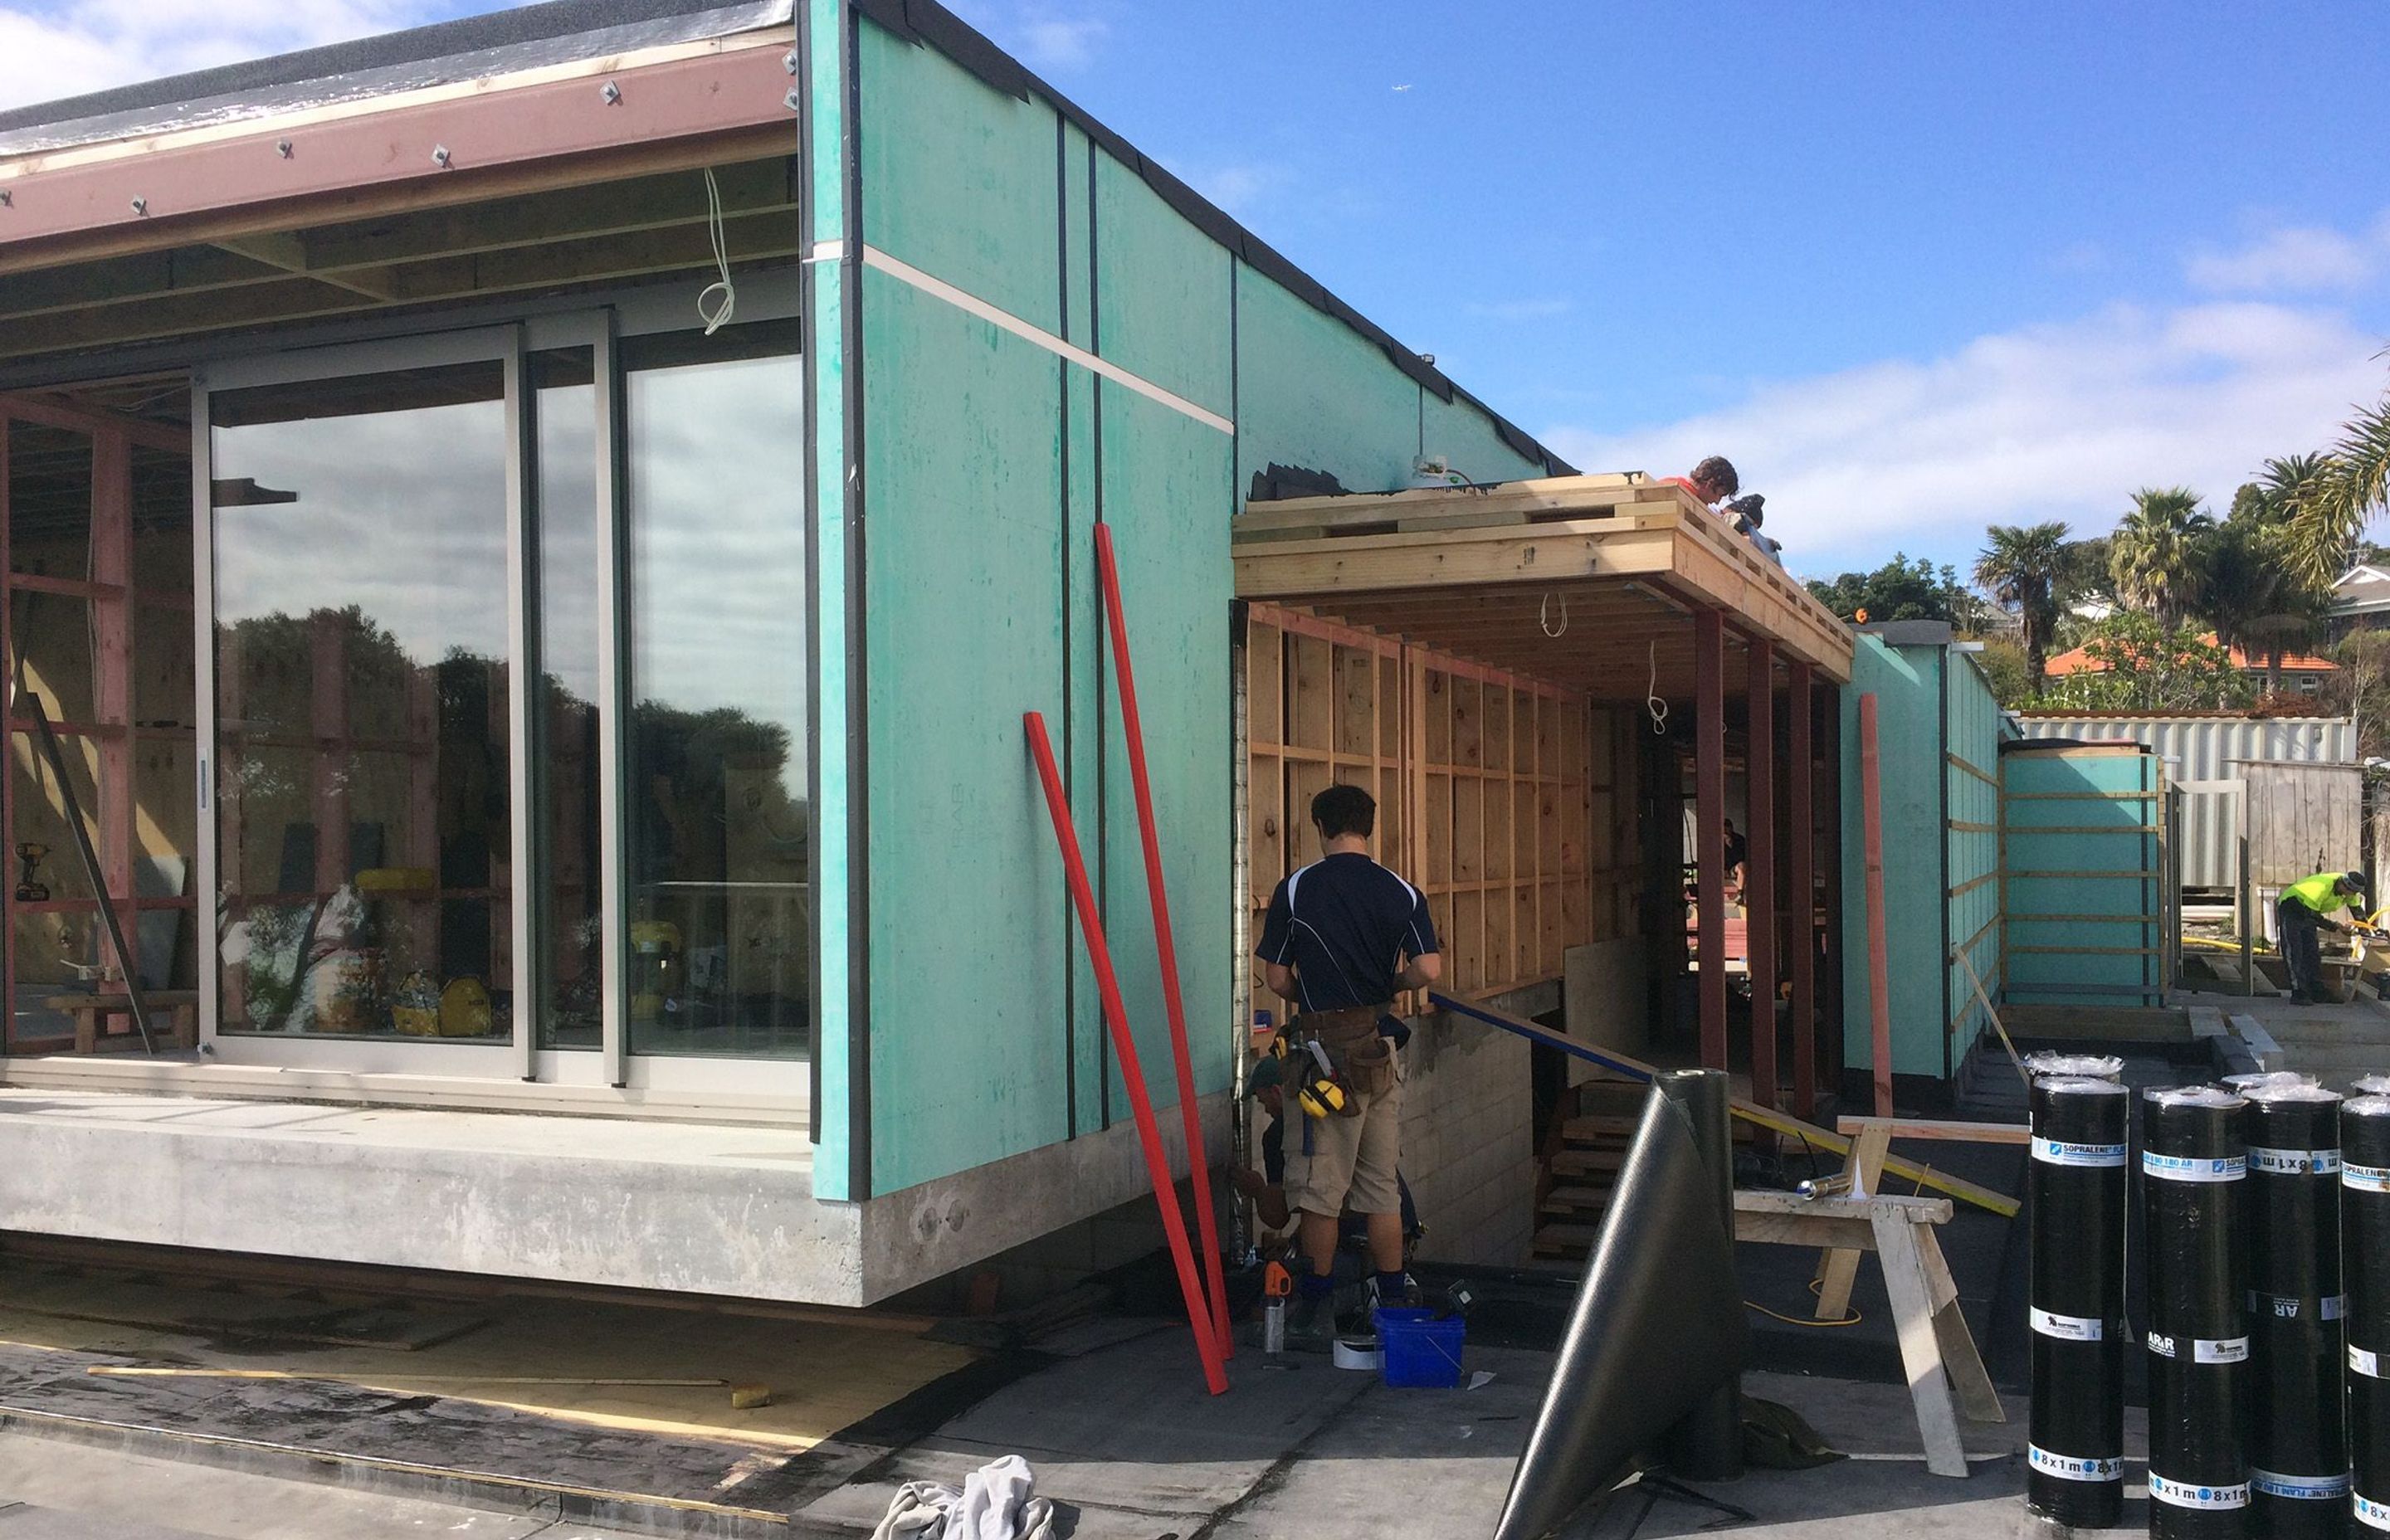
{"left": 1018, "top": 13, "right": 1107, "bottom": 72}
{"left": 1465, "top": 297, "right": 1574, "bottom": 322}
{"left": 2186, "top": 213, "right": 2390, "bottom": 295}
{"left": 1189, "top": 160, "right": 1290, "bottom": 216}
{"left": 0, "top": 0, "right": 484, "bottom": 113}
{"left": 1547, "top": 301, "right": 2390, "bottom": 574}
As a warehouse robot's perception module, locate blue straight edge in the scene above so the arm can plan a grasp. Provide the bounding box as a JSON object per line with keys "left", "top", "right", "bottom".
{"left": 1427, "top": 992, "right": 1654, "bottom": 1084}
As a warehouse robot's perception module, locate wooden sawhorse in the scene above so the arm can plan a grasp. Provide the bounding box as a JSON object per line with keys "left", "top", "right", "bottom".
{"left": 1735, "top": 1184, "right": 2002, "bottom": 1478}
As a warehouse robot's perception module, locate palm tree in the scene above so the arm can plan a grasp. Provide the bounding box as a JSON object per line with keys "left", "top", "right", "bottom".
{"left": 2221, "top": 456, "right": 2339, "bottom": 690}
{"left": 2286, "top": 387, "right": 2390, "bottom": 584}
{"left": 1973, "top": 521, "right": 2071, "bottom": 689}
{"left": 2110, "top": 487, "right": 2212, "bottom": 631}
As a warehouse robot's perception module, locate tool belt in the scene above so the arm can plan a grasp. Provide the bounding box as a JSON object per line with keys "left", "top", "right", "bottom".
{"left": 1285, "top": 1004, "right": 1397, "bottom": 1101}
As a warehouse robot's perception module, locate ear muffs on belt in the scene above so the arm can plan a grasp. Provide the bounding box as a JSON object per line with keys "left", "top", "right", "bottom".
{"left": 1295, "top": 1039, "right": 1353, "bottom": 1120}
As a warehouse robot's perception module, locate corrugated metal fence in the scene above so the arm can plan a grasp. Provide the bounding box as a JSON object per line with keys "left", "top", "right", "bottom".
{"left": 2013, "top": 716, "right": 2353, "bottom": 890}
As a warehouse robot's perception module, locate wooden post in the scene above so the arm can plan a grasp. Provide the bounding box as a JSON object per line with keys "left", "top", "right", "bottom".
{"left": 1788, "top": 660, "right": 1817, "bottom": 1118}
{"left": 1695, "top": 607, "right": 1727, "bottom": 1071}
{"left": 1746, "top": 637, "right": 1777, "bottom": 1109}
{"left": 92, "top": 426, "right": 136, "bottom": 990}
{"left": 1859, "top": 692, "right": 1893, "bottom": 1117}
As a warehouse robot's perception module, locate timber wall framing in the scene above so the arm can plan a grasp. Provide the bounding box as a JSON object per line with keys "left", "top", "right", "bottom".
{"left": 1246, "top": 603, "right": 1633, "bottom": 1005}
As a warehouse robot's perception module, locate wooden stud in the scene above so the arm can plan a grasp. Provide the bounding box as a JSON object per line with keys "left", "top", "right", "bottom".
{"left": 1695, "top": 607, "right": 1726, "bottom": 1070}
{"left": 1746, "top": 636, "right": 1776, "bottom": 1109}
{"left": 1788, "top": 660, "right": 1817, "bottom": 1118}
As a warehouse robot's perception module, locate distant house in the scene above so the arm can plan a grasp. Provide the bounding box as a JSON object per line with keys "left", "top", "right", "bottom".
{"left": 2332, "top": 564, "right": 2390, "bottom": 629}
{"left": 2043, "top": 633, "right": 2339, "bottom": 694}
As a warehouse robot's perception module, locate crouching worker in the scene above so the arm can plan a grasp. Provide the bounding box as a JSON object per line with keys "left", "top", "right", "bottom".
{"left": 1256, "top": 784, "right": 1441, "bottom": 1348}
{"left": 2279, "top": 869, "right": 2369, "bottom": 1004}
{"left": 1230, "top": 1054, "right": 1422, "bottom": 1253}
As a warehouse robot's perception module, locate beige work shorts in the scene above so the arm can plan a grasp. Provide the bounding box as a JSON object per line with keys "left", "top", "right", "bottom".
{"left": 1286, "top": 1073, "right": 1404, "bottom": 1218}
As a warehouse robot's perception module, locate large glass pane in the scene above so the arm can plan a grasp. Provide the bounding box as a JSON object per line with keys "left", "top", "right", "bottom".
{"left": 622, "top": 324, "right": 807, "bottom": 1058}
{"left": 534, "top": 349, "right": 601, "bottom": 1050}
{"left": 209, "top": 362, "right": 511, "bottom": 1040}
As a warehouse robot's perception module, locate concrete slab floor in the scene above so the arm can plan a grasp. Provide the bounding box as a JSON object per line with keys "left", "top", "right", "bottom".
{"left": 0, "top": 1305, "right": 2149, "bottom": 1539}
{"left": 0, "top": 1432, "right": 651, "bottom": 1539}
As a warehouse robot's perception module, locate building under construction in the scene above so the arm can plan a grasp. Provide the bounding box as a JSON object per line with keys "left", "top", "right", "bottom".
{"left": 0, "top": 0, "right": 2054, "bottom": 1309}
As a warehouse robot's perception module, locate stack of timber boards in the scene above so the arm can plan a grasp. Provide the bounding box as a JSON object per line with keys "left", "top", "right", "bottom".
{"left": 1532, "top": 1079, "right": 1649, "bottom": 1261}
{"left": 1237, "top": 472, "right": 1669, "bottom": 544}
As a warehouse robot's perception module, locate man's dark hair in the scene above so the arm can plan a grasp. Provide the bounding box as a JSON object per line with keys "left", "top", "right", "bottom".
{"left": 1692, "top": 456, "right": 1739, "bottom": 495}
{"left": 1311, "top": 783, "right": 1377, "bottom": 841}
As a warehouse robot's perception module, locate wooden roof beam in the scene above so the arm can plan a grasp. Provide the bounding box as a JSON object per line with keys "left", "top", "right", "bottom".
{"left": 212, "top": 231, "right": 396, "bottom": 301}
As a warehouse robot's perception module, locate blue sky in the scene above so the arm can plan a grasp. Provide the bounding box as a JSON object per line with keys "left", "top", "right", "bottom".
{"left": 5, "top": 1, "right": 2388, "bottom": 578}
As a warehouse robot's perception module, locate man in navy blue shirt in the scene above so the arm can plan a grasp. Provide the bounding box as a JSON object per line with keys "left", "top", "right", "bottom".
{"left": 1256, "top": 783, "right": 1440, "bottom": 1345}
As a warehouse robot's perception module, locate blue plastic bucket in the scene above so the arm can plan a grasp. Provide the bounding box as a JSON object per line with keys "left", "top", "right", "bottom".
{"left": 1373, "top": 1307, "right": 1465, "bottom": 1388}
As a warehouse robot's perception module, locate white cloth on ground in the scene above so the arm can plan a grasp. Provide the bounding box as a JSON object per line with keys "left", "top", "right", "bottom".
{"left": 871, "top": 1455, "right": 1056, "bottom": 1540}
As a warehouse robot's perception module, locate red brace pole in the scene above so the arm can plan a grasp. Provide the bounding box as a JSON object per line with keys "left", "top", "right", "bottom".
{"left": 1094, "top": 522, "right": 1232, "bottom": 1360}
{"left": 1024, "top": 711, "right": 1228, "bottom": 1394}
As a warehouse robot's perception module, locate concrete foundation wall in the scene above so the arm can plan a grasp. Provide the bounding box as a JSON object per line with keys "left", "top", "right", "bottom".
{"left": 1398, "top": 986, "right": 1551, "bottom": 1269}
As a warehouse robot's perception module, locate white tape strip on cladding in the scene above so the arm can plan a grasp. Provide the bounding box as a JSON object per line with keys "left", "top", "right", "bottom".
{"left": 852, "top": 246, "right": 1236, "bottom": 436}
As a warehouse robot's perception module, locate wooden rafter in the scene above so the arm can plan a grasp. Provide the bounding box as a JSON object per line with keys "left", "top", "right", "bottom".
{"left": 0, "top": 205, "right": 797, "bottom": 363}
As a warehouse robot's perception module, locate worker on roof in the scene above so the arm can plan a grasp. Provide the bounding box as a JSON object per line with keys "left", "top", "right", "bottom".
{"left": 2278, "top": 869, "right": 2370, "bottom": 1005}
{"left": 1256, "top": 783, "right": 1441, "bottom": 1351}
{"left": 1663, "top": 456, "right": 1739, "bottom": 508}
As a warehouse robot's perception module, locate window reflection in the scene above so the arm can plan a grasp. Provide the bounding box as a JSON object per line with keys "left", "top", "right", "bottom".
{"left": 623, "top": 324, "right": 807, "bottom": 1058}
{"left": 209, "top": 363, "right": 512, "bottom": 1039}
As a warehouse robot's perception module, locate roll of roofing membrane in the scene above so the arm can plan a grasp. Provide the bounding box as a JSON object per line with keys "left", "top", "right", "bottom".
{"left": 2344, "top": 1096, "right": 2390, "bottom": 1533}
{"left": 2027, "top": 1074, "right": 2130, "bottom": 1526}
{"left": 2245, "top": 1083, "right": 2349, "bottom": 1538}
{"left": 2025, "top": 1051, "right": 2127, "bottom": 1083}
{"left": 1654, "top": 1068, "right": 1742, "bottom": 1482}
{"left": 2144, "top": 1085, "right": 2251, "bottom": 1539}
{"left": 2227, "top": 1071, "right": 2322, "bottom": 1094}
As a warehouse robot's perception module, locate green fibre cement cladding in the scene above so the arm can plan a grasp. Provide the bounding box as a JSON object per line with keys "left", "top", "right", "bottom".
{"left": 835, "top": 6, "right": 1566, "bottom": 1195}
{"left": 2001, "top": 748, "right": 2164, "bottom": 1007}
{"left": 1840, "top": 635, "right": 2007, "bottom": 1082}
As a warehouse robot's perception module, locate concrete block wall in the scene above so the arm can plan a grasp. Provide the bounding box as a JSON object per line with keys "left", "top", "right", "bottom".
{"left": 1398, "top": 1003, "right": 1540, "bottom": 1268}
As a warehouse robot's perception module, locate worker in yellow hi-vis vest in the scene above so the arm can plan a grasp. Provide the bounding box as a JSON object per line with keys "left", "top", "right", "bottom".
{"left": 2278, "top": 869, "right": 2369, "bottom": 1004}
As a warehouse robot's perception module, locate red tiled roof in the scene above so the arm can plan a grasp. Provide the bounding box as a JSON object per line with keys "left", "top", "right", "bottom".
{"left": 2042, "top": 632, "right": 2337, "bottom": 676}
